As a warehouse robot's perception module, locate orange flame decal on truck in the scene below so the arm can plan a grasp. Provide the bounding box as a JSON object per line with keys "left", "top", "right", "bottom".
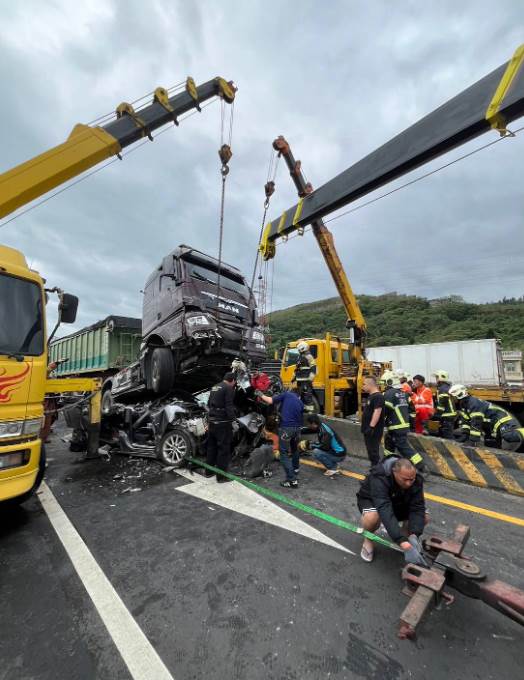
{"left": 0, "top": 362, "right": 30, "bottom": 403}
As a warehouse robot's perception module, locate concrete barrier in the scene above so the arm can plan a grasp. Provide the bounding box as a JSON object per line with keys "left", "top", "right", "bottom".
{"left": 322, "top": 416, "right": 524, "bottom": 498}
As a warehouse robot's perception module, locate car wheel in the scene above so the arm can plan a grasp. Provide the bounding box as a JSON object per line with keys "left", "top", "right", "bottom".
{"left": 157, "top": 426, "right": 195, "bottom": 466}
{"left": 150, "top": 347, "right": 175, "bottom": 394}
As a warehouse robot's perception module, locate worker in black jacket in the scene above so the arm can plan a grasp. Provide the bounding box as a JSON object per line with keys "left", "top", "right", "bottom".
{"left": 356, "top": 457, "right": 428, "bottom": 564}
{"left": 381, "top": 370, "right": 424, "bottom": 470}
{"left": 206, "top": 372, "right": 236, "bottom": 482}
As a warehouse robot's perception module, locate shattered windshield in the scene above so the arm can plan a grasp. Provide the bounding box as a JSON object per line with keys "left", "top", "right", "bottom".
{"left": 183, "top": 257, "right": 250, "bottom": 299}
{"left": 0, "top": 274, "right": 44, "bottom": 356}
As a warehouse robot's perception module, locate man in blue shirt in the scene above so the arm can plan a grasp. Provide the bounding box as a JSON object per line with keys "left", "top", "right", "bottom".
{"left": 258, "top": 387, "right": 304, "bottom": 488}
{"left": 304, "top": 414, "right": 346, "bottom": 476}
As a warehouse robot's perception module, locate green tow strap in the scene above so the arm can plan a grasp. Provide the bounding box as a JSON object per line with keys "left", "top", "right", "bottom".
{"left": 187, "top": 458, "right": 398, "bottom": 551}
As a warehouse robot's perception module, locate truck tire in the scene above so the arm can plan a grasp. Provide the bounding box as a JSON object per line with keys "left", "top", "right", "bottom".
{"left": 9, "top": 445, "right": 46, "bottom": 505}
{"left": 157, "top": 426, "right": 195, "bottom": 466}
{"left": 101, "top": 387, "right": 115, "bottom": 416}
{"left": 150, "top": 347, "right": 175, "bottom": 394}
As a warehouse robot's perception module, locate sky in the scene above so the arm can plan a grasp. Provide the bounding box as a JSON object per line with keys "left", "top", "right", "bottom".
{"left": 1, "top": 0, "right": 523, "bottom": 334}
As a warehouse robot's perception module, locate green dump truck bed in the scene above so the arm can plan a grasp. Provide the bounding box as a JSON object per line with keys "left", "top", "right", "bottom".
{"left": 49, "top": 316, "right": 142, "bottom": 377}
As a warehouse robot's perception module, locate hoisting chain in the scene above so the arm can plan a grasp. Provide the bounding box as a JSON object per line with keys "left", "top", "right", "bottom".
{"left": 216, "top": 99, "right": 234, "bottom": 301}
{"left": 250, "top": 149, "right": 280, "bottom": 292}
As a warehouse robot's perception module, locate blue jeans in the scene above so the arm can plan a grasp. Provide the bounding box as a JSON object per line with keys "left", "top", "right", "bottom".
{"left": 313, "top": 449, "right": 345, "bottom": 470}
{"left": 278, "top": 426, "right": 301, "bottom": 481}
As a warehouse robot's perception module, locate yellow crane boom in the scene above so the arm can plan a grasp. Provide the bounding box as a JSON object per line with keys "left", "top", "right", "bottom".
{"left": 0, "top": 77, "right": 235, "bottom": 219}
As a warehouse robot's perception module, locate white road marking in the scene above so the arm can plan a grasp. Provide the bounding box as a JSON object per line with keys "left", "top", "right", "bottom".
{"left": 175, "top": 471, "right": 355, "bottom": 555}
{"left": 38, "top": 482, "right": 175, "bottom": 680}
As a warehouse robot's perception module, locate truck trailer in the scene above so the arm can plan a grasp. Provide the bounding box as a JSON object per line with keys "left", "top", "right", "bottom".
{"left": 49, "top": 316, "right": 142, "bottom": 378}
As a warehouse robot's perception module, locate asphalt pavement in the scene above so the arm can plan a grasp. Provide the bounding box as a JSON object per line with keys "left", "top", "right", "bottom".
{"left": 1, "top": 423, "right": 523, "bottom": 680}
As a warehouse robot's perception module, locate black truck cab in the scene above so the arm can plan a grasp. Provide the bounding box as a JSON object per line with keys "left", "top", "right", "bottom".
{"left": 110, "top": 245, "right": 266, "bottom": 398}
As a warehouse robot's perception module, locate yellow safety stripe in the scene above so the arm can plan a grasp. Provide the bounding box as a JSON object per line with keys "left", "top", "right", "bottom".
{"left": 469, "top": 429, "right": 482, "bottom": 437}
{"left": 277, "top": 210, "right": 287, "bottom": 236}
{"left": 437, "top": 394, "right": 456, "bottom": 416}
{"left": 410, "top": 453, "right": 423, "bottom": 465}
{"left": 470, "top": 411, "right": 485, "bottom": 418}
{"left": 385, "top": 401, "right": 409, "bottom": 429}
{"left": 486, "top": 44, "right": 524, "bottom": 133}
{"left": 395, "top": 405, "right": 407, "bottom": 425}
{"left": 493, "top": 414, "right": 513, "bottom": 434}
{"left": 292, "top": 198, "right": 304, "bottom": 226}
{"left": 490, "top": 404, "right": 508, "bottom": 412}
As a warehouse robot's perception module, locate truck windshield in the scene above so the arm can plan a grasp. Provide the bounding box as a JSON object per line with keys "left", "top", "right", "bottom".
{"left": 184, "top": 258, "right": 249, "bottom": 298}
{"left": 0, "top": 274, "right": 44, "bottom": 356}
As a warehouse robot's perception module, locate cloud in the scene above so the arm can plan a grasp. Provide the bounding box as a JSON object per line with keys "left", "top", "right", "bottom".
{"left": 1, "top": 0, "right": 523, "bottom": 337}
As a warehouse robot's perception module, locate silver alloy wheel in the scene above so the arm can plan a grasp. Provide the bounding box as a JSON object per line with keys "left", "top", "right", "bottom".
{"left": 161, "top": 432, "right": 188, "bottom": 464}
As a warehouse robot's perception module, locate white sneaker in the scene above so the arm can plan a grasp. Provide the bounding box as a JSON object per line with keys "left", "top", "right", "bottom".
{"left": 323, "top": 469, "right": 340, "bottom": 477}
{"left": 360, "top": 545, "right": 374, "bottom": 562}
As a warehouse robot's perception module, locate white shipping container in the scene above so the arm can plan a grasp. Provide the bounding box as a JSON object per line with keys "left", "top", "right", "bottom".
{"left": 367, "top": 339, "right": 505, "bottom": 387}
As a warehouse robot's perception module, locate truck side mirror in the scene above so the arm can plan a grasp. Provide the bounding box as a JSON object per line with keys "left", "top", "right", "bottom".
{"left": 59, "top": 293, "right": 78, "bottom": 324}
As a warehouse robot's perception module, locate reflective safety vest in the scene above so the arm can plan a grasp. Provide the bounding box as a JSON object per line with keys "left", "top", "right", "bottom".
{"left": 436, "top": 382, "right": 457, "bottom": 419}
{"left": 412, "top": 385, "right": 435, "bottom": 415}
{"left": 384, "top": 386, "right": 411, "bottom": 432}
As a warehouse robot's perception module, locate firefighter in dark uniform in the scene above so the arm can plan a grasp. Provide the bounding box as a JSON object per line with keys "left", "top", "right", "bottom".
{"left": 206, "top": 372, "right": 236, "bottom": 482}
{"left": 381, "top": 370, "right": 424, "bottom": 470}
{"left": 293, "top": 340, "right": 316, "bottom": 412}
{"left": 433, "top": 370, "right": 457, "bottom": 440}
{"left": 449, "top": 384, "right": 524, "bottom": 451}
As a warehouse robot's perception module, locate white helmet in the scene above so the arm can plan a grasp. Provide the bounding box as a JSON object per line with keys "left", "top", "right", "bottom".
{"left": 449, "top": 384, "right": 469, "bottom": 400}
{"left": 231, "top": 357, "right": 247, "bottom": 373}
{"left": 296, "top": 341, "right": 309, "bottom": 353}
{"left": 380, "top": 369, "right": 396, "bottom": 385}
{"left": 434, "top": 369, "right": 449, "bottom": 381}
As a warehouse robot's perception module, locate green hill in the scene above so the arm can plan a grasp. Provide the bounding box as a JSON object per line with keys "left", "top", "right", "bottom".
{"left": 267, "top": 293, "right": 524, "bottom": 353}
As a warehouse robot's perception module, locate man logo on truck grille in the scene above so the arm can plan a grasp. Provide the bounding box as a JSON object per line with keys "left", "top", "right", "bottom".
{"left": 0, "top": 362, "right": 30, "bottom": 402}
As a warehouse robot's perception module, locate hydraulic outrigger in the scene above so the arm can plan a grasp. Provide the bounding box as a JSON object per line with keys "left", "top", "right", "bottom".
{"left": 399, "top": 523, "right": 524, "bottom": 639}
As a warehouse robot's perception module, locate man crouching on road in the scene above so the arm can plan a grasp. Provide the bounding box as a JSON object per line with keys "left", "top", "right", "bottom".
{"left": 303, "top": 414, "right": 346, "bottom": 477}
{"left": 356, "top": 457, "right": 428, "bottom": 564}
{"left": 257, "top": 387, "right": 304, "bottom": 489}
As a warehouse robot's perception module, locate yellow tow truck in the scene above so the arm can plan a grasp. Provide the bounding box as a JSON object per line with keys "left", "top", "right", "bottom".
{"left": 0, "top": 76, "right": 235, "bottom": 503}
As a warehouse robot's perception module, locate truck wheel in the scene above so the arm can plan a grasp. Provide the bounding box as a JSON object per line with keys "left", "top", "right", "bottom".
{"left": 10, "top": 445, "right": 46, "bottom": 505}
{"left": 150, "top": 347, "right": 175, "bottom": 394}
{"left": 101, "top": 388, "right": 115, "bottom": 416}
{"left": 157, "top": 427, "right": 195, "bottom": 466}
